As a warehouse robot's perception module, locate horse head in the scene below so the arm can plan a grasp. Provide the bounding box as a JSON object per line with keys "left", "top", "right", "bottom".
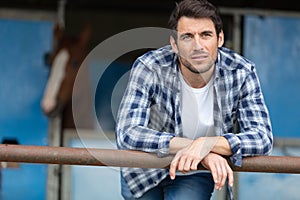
{"left": 41, "top": 23, "right": 93, "bottom": 129}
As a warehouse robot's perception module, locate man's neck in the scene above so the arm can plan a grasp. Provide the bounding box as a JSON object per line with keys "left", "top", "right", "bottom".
{"left": 179, "top": 65, "right": 215, "bottom": 88}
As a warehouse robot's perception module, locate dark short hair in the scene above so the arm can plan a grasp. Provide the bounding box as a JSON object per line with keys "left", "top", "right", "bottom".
{"left": 168, "top": 0, "right": 223, "bottom": 35}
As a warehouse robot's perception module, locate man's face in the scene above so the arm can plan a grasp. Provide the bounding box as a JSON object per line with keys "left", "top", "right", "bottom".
{"left": 170, "top": 17, "right": 224, "bottom": 74}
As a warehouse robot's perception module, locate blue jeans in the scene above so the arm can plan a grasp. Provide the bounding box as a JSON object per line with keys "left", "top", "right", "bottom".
{"left": 121, "top": 172, "right": 214, "bottom": 200}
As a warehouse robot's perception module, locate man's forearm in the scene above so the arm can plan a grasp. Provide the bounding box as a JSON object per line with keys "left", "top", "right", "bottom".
{"left": 209, "top": 136, "right": 232, "bottom": 156}
{"left": 169, "top": 137, "right": 193, "bottom": 154}
{"left": 169, "top": 136, "right": 232, "bottom": 156}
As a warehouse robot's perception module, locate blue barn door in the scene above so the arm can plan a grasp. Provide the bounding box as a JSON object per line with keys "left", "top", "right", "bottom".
{"left": 239, "top": 14, "right": 300, "bottom": 200}
{"left": 0, "top": 18, "right": 53, "bottom": 200}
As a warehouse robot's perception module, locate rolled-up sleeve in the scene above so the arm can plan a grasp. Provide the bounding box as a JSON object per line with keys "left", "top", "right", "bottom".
{"left": 116, "top": 59, "right": 174, "bottom": 156}
{"left": 223, "top": 68, "right": 273, "bottom": 167}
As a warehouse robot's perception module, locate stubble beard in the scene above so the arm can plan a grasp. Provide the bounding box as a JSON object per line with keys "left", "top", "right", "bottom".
{"left": 179, "top": 55, "right": 215, "bottom": 74}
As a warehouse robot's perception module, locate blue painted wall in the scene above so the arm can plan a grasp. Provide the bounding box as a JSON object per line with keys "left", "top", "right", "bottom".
{"left": 243, "top": 15, "right": 300, "bottom": 138}
{"left": 0, "top": 19, "right": 53, "bottom": 200}
{"left": 240, "top": 15, "right": 300, "bottom": 200}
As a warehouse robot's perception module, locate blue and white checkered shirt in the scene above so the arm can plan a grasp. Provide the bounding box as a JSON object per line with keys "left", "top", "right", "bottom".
{"left": 116, "top": 45, "right": 273, "bottom": 198}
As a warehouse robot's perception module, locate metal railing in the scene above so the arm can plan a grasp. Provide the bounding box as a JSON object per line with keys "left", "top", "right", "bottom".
{"left": 1, "top": 144, "right": 300, "bottom": 174}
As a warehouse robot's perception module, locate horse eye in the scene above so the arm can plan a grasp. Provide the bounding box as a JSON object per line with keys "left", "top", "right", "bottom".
{"left": 71, "top": 60, "right": 80, "bottom": 68}
{"left": 44, "top": 52, "right": 52, "bottom": 67}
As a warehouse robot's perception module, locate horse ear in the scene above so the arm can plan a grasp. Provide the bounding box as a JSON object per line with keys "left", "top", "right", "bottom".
{"left": 53, "top": 22, "right": 64, "bottom": 41}
{"left": 78, "top": 23, "right": 91, "bottom": 47}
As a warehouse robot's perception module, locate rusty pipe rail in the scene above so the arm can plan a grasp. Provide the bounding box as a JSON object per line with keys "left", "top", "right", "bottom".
{"left": 0, "top": 144, "right": 300, "bottom": 173}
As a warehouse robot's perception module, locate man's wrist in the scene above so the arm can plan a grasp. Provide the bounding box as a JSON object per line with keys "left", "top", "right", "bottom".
{"left": 169, "top": 137, "right": 193, "bottom": 154}
{"left": 211, "top": 136, "right": 232, "bottom": 156}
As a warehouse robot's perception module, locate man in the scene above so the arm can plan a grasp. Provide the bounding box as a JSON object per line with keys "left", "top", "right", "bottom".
{"left": 116, "top": 0, "right": 273, "bottom": 199}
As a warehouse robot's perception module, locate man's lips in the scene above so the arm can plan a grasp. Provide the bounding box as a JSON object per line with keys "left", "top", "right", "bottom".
{"left": 190, "top": 54, "right": 208, "bottom": 60}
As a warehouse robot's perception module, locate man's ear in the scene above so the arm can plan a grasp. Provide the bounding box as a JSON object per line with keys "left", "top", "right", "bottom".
{"left": 170, "top": 36, "right": 179, "bottom": 54}
{"left": 218, "top": 30, "right": 224, "bottom": 48}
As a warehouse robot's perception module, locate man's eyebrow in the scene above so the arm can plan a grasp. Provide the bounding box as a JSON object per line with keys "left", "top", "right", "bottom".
{"left": 179, "top": 32, "right": 194, "bottom": 37}
{"left": 178, "top": 30, "right": 214, "bottom": 36}
{"left": 201, "top": 30, "right": 214, "bottom": 35}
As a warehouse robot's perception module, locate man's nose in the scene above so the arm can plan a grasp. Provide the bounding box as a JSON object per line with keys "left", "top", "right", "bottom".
{"left": 193, "top": 36, "right": 204, "bottom": 50}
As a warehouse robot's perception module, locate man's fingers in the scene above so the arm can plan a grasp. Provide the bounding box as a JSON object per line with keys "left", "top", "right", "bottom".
{"left": 170, "top": 153, "right": 202, "bottom": 179}
{"left": 216, "top": 160, "right": 234, "bottom": 190}
{"left": 177, "top": 155, "right": 186, "bottom": 171}
{"left": 183, "top": 157, "right": 193, "bottom": 172}
{"left": 170, "top": 154, "right": 180, "bottom": 180}
{"left": 208, "top": 163, "right": 219, "bottom": 188}
{"left": 201, "top": 153, "right": 234, "bottom": 191}
{"left": 214, "top": 163, "right": 222, "bottom": 190}
{"left": 219, "top": 162, "right": 227, "bottom": 190}
{"left": 176, "top": 155, "right": 194, "bottom": 173}
{"left": 191, "top": 159, "right": 200, "bottom": 170}
{"left": 227, "top": 165, "right": 234, "bottom": 187}
{"left": 169, "top": 161, "right": 177, "bottom": 179}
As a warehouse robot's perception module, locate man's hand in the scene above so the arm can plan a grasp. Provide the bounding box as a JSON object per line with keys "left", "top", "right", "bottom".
{"left": 169, "top": 137, "right": 216, "bottom": 179}
{"left": 201, "top": 153, "right": 234, "bottom": 190}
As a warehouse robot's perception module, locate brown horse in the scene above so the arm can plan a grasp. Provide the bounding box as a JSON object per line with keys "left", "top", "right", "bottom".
{"left": 41, "top": 23, "right": 94, "bottom": 130}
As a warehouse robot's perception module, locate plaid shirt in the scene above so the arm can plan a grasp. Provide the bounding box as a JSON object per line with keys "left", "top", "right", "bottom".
{"left": 116, "top": 45, "right": 273, "bottom": 198}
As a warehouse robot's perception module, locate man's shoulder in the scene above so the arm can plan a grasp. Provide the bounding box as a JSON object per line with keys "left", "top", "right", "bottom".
{"left": 137, "top": 45, "right": 175, "bottom": 67}
{"left": 218, "top": 47, "right": 255, "bottom": 72}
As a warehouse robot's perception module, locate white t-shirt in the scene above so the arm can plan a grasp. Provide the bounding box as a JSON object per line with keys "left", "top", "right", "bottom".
{"left": 179, "top": 71, "right": 215, "bottom": 139}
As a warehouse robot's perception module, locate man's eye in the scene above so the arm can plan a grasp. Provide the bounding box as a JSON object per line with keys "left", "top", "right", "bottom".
{"left": 201, "top": 33, "right": 213, "bottom": 38}
{"left": 181, "top": 35, "right": 192, "bottom": 41}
